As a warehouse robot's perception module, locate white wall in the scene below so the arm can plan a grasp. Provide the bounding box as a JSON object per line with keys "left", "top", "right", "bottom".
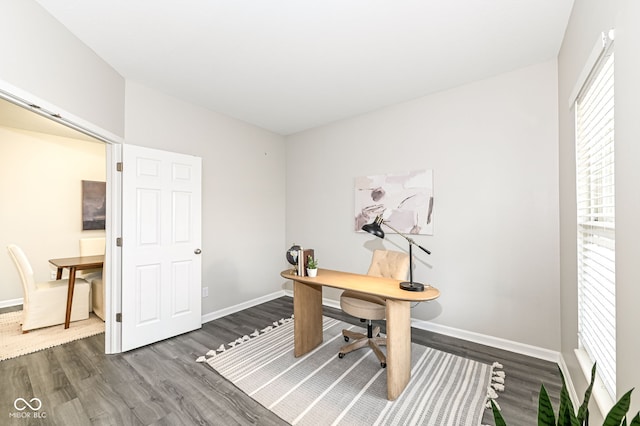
{"left": 0, "top": 0, "right": 125, "bottom": 137}
{"left": 0, "top": 0, "right": 288, "bottom": 316}
{"left": 559, "top": 0, "right": 640, "bottom": 419}
{"left": 124, "top": 81, "right": 286, "bottom": 314}
{"left": 0, "top": 127, "right": 106, "bottom": 302}
{"left": 286, "top": 60, "right": 561, "bottom": 351}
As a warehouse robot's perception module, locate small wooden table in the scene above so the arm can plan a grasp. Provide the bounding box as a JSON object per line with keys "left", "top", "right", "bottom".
{"left": 49, "top": 255, "right": 104, "bottom": 329}
{"left": 281, "top": 268, "right": 440, "bottom": 400}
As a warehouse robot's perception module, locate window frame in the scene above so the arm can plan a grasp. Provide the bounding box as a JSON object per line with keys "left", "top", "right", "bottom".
{"left": 572, "top": 30, "right": 616, "bottom": 415}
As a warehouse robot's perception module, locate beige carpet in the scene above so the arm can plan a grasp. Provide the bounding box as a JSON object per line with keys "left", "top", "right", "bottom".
{"left": 0, "top": 310, "right": 105, "bottom": 361}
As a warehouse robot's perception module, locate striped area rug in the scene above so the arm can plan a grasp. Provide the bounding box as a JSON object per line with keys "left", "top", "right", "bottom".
{"left": 198, "top": 316, "right": 503, "bottom": 425}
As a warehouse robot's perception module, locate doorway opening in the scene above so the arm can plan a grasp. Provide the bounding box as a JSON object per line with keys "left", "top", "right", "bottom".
{"left": 0, "top": 88, "right": 121, "bottom": 354}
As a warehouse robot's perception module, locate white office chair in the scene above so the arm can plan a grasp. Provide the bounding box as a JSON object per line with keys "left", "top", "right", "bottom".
{"left": 7, "top": 244, "right": 91, "bottom": 332}
{"left": 338, "top": 249, "right": 410, "bottom": 368}
{"left": 79, "top": 237, "right": 105, "bottom": 321}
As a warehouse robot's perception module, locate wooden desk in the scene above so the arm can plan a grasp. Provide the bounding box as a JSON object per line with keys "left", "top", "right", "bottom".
{"left": 49, "top": 255, "right": 104, "bottom": 329}
{"left": 280, "top": 268, "right": 440, "bottom": 400}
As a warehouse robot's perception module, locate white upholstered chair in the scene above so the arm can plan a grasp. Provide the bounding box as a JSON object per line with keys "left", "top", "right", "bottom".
{"left": 7, "top": 244, "right": 91, "bottom": 332}
{"left": 79, "top": 237, "right": 105, "bottom": 321}
{"left": 338, "top": 249, "right": 410, "bottom": 368}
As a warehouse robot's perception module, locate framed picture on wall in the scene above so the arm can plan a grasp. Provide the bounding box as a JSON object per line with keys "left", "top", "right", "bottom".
{"left": 82, "top": 180, "right": 106, "bottom": 230}
{"left": 354, "top": 169, "right": 434, "bottom": 235}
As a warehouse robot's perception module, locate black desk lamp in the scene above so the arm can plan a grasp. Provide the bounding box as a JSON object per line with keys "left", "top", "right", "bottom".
{"left": 362, "top": 215, "right": 431, "bottom": 292}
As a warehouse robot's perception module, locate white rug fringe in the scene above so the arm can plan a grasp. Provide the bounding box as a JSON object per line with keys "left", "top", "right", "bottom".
{"left": 485, "top": 361, "right": 506, "bottom": 409}
{"left": 198, "top": 315, "right": 294, "bottom": 363}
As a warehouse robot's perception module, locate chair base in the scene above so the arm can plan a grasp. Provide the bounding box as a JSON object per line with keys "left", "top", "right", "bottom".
{"left": 338, "top": 326, "right": 387, "bottom": 368}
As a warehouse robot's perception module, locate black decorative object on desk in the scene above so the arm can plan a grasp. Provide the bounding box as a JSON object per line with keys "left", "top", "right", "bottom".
{"left": 362, "top": 215, "right": 431, "bottom": 292}
{"left": 286, "top": 244, "right": 301, "bottom": 267}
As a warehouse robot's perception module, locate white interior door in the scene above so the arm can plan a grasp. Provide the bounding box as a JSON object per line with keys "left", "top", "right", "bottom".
{"left": 121, "top": 144, "right": 202, "bottom": 352}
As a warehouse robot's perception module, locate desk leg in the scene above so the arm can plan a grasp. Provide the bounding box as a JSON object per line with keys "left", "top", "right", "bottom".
{"left": 386, "top": 299, "right": 411, "bottom": 400}
{"left": 293, "top": 280, "right": 323, "bottom": 357}
{"left": 56, "top": 267, "right": 63, "bottom": 280}
{"left": 64, "top": 267, "right": 77, "bottom": 329}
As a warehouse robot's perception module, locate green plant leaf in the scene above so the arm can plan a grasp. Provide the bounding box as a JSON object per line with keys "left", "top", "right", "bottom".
{"left": 577, "top": 364, "right": 597, "bottom": 423}
{"left": 557, "top": 366, "right": 579, "bottom": 426}
{"left": 628, "top": 412, "right": 640, "bottom": 426}
{"left": 560, "top": 402, "right": 580, "bottom": 426}
{"left": 538, "top": 384, "right": 557, "bottom": 426}
{"left": 491, "top": 399, "right": 508, "bottom": 426}
{"left": 603, "top": 389, "right": 633, "bottom": 426}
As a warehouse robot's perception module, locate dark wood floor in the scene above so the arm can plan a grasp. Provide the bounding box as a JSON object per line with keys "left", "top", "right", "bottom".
{"left": 0, "top": 297, "right": 561, "bottom": 425}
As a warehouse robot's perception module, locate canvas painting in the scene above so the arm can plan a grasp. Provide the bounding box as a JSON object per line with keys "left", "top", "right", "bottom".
{"left": 82, "top": 180, "right": 106, "bottom": 230}
{"left": 355, "top": 169, "right": 433, "bottom": 235}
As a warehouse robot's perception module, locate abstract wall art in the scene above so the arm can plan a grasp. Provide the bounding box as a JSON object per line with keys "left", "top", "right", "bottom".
{"left": 355, "top": 169, "right": 433, "bottom": 235}
{"left": 82, "top": 180, "right": 106, "bottom": 230}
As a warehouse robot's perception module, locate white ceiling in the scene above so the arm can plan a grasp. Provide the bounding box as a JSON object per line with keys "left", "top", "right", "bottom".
{"left": 34, "top": 0, "right": 574, "bottom": 135}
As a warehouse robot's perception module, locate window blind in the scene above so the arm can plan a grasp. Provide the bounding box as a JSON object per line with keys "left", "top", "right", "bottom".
{"left": 575, "top": 50, "right": 615, "bottom": 400}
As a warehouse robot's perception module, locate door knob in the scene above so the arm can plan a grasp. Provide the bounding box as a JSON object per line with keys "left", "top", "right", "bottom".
{"left": 194, "top": 248, "right": 202, "bottom": 255}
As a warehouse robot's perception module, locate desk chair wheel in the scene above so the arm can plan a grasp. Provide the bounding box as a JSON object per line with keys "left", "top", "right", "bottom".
{"left": 381, "top": 362, "right": 386, "bottom": 368}
{"left": 338, "top": 352, "right": 345, "bottom": 359}
{"left": 344, "top": 336, "right": 350, "bottom": 342}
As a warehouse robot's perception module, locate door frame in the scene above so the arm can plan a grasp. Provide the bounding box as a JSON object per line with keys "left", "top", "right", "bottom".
{"left": 0, "top": 80, "right": 124, "bottom": 353}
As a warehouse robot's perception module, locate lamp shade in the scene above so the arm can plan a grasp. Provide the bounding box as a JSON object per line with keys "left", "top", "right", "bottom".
{"left": 362, "top": 215, "right": 385, "bottom": 239}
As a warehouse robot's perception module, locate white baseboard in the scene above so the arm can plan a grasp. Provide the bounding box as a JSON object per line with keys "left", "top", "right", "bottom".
{"left": 0, "top": 298, "right": 23, "bottom": 309}
{"left": 321, "top": 298, "right": 341, "bottom": 310}
{"left": 283, "top": 289, "right": 341, "bottom": 310}
{"left": 201, "top": 290, "right": 286, "bottom": 324}
{"left": 233, "top": 291, "right": 562, "bottom": 364}
{"left": 558, "top": 353, "right": 580, "bottom": 409}
{"left": 411, "top": 319, "right": 561, "bottom": 363}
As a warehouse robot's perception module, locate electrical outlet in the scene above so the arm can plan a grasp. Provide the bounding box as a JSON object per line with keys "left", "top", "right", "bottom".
{"left": 202, "top": 287, "right": 208, "bottom": 298}
{"left": 50, "top": 271, "right": 57, "bottom": 280}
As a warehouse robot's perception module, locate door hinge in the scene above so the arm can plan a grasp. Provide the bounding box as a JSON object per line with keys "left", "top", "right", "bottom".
{"left": 116, "top": 313, "right": 122, "bottom": 323}
{"left": 116, "top": 162, "right": 123, "bottom": 172}
{"left": 116, "top": 237, "right": 122, "bottom": 247}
